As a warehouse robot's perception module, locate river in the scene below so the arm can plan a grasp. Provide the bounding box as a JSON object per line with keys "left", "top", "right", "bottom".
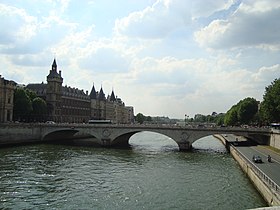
{"left": 0, "top": 132, "right": 266, "bottom": 209}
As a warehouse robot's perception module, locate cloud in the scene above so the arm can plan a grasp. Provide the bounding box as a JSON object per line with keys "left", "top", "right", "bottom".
{"left": 114, "top": 0, "right": 192, "bottom": 39}
{"left": 80, "top": 47, "right": 131, "bottom": 73}
{"left": 0, "top": 3, "right": 37, "bottom": 46}
{"left": 195, "top": 0, "right": 280, "bottom": 50}
{"left": 114, "top": 0, "right": 236, "bottom": 40}
{"left": 191, "top": 0, "right": 236, "bottom": 18}
{"left": 0, "top": 2, "right": 78, "bottom": 55}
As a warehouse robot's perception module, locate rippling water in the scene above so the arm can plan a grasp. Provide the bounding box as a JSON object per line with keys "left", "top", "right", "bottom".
{"left": 0, "top": 132, "right": 266, "bottom": 209}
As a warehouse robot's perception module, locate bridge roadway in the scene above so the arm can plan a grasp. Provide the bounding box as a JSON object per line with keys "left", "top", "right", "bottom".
{"left": 0, "top": 123, "right": 271, "bottom": 151}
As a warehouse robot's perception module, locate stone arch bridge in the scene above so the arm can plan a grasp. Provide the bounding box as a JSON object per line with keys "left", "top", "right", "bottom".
{"left": 0, "top": 123, "right": 271, "bottom": 151}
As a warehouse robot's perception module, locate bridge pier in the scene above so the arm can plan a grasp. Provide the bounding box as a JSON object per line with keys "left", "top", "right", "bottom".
{"left": 177, "top": 141, "right": 192, "bottom": 151}
{"left": 101, "top": 138, "right": 111, "bottom": 147}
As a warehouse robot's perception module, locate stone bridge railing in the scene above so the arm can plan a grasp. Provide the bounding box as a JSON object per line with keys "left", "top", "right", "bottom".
{"left": 0, "top": 123, "right": 271, "bottom": 151}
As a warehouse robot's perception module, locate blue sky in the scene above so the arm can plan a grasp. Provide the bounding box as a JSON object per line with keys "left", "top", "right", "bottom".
{"left": 1, "top": 0, "right": 280, "bottom": 118}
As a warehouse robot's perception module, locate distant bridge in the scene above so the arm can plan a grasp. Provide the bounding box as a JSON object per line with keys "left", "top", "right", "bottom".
{"left": 0, "top": 123, "right": 271, "bottom": 151}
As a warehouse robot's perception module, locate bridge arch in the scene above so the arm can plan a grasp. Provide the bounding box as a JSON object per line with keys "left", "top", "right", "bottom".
{"left": 111, "top": 130, "right": 179, "bottom": 147}
{"left": 42, "top": 129, "right": 79, "bottom": 141}
{"left": 110, "top": 129, "right": 184, "bottom": 150}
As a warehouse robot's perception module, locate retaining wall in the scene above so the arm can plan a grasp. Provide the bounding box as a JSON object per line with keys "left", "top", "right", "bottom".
{"left": 270, "top": 129, "right": 280, "bottom": 150}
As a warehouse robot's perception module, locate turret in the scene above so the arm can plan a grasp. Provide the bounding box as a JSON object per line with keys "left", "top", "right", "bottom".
{"left": 89, "top": 83, "right": 97, "bottom": 99}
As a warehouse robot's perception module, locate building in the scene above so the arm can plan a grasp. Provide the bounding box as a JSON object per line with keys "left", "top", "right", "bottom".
{"left": 0, "top": 75, "right": 16, "bottom": 122}
{"left": 26, "top": 59, "right": 134, "bottom": 123}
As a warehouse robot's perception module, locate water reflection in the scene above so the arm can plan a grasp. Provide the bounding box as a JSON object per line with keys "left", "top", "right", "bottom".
{"left": 129, "top": 131, "right": 179, "bottom": 153}
{"left": 192, "top": 135, "right": 228, "bottom": 153}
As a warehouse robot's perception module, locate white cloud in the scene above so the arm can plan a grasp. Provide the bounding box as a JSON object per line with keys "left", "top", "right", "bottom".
{"left": 191, "top": 0, "right": 235, "bottom": 18}
{"left": 0, "top": 4, "right": 37, "bottom": 45}
{"left": 114, "top": 0, "right": 191, "bottom": 39}
{"left": 195, "top": 0, "right": 280, "bottom": 50}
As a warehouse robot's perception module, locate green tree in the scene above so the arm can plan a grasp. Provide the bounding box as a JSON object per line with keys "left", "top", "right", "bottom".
{"left": 26, "top": 89, "right": 37, "bottom": 101}
{"left": 224, "top": 97, "right": 258, "bottom": 126}
{"left": 13, "top": 88, "right": 33, "bottom": 121}
{"left": 32, "top": 97, "right": 47, "bottom": 122}
{"left": 260, "top": 78, "right": 280, "bottom": 122}
{"left": 224, "top": 106, "right": 238, "bottom": 126}
{"left": 215, "top": 114, "right": 225, "bottom": 126}
{"left": 135, "top": 113, "right": 145, "bottom": 124}
{"left": 237, "top": 97, "right": 258, "bottom": 124}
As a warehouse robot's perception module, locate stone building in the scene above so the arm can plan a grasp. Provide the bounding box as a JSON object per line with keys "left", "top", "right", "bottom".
{"left": 0, "top": 75, "right": 16, "bottom": 122}
{"left": 27, "top": 59, "right": 134, "bottom": 124}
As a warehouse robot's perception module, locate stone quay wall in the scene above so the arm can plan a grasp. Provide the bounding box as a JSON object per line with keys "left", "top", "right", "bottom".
{"left": 270, "top": 129, "right": 280, "bottom": 150}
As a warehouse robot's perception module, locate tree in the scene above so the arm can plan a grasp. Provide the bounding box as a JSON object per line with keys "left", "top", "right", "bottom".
{"left": 135, "top": 113, "right": 145, "bottom": 124}
{"left": 260, "top": 78, "right": 280, "bottom": 122}
{"left": 13, "top": 88, "right": 33, "bottom": 121}
{"left": 32, "top": 97, "right": 47, "bottom": 122}
{"left": 224, "top": 97, "right": 258, "bottom": 126}
{"left": 224, "top": 106, "right": 238, "bottom": 126}
{"left": 237, "top": 98, "right": 258, "bottom": 124}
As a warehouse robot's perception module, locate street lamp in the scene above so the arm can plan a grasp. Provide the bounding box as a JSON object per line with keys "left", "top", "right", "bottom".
{"left": 185, "top": 114, "right": 189, "bottom": 126}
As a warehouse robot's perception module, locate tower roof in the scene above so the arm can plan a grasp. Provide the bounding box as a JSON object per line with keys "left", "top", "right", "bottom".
{"left": 47, "top": 59, "right": 63, "bottom": 81}
{"left": 52, "top": 59, "right": 57, "bottom": 71}
{"left": 110, "top": 90, "right": 116, "bottom": 101}
{"left": 52, "top": 58, "right": 57, "bottom": 68}
{"left": 89, "top": 83, "right": 97, "bottom": 99}
{"left": 98, "top": 87, "right": 106, "bottom": 100}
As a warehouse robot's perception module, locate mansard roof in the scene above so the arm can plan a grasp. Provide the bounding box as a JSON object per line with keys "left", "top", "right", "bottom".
{"left": 26, "top": 83, "right": 47, "bottom": 90}
{"left": 26, "top": 83, "right": 47, "bottom": 96}
{"left": 62, "top": 86, "right": 89, "bottom": 99}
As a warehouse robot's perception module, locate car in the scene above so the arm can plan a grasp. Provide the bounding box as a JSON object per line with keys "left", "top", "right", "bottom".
{"left": 46, "top": 121, "right": 55, "bottom": 124}
{"left": 252, "top": 155, "right": 262, "bottom": 163}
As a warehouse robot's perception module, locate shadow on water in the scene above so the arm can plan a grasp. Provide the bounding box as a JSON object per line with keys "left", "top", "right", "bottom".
{"left": 192, "top": 135, "right": 228, "bottom": 154}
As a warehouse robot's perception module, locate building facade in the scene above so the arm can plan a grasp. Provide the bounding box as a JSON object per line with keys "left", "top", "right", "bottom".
{"left": 26, "top": 59, "right": 134, "bottom": 124}
{"left": 0, "top": 75, "right": 16, "bottom": 122}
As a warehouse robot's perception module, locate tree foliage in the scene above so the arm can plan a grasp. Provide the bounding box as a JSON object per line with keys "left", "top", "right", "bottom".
{"left": 13, "top": 88, "right": 33, "bottom": 121}
{"left": 13, "top": 88, "right": 48, "bottom": 122}
{"left": 32, "top": 97, "right": 47, "bottom": 122}
{"left": 135, "top": 113, "right": 146, "bottom": 124}
{"left": 136, "top": 113, "right": 153, "bottom": 124}
{"left": 237, "top": 98, "right": 258, "bottom": 124}
{"left": 259, "top": 78, "right": 280, "bottom": 123}
{"left": 224, "top": 97, "right": 258, "bottom": 126}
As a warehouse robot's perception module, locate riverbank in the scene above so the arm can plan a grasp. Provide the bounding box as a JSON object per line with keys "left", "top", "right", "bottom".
{"left": 214, "top": 134, "right": 280, "bottom": 207}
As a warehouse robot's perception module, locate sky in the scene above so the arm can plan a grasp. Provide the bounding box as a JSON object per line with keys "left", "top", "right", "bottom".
{"left": 0, "top": 0, "right": 280, "bottom": 119}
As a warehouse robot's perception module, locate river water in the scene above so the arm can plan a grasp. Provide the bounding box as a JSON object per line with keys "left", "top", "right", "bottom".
{"left": 0, "top": 132, "right": 266, "bottom": 209}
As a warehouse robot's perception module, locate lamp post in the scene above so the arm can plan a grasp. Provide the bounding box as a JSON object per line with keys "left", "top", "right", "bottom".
{"left": 185, "top": 114, "right": 189, "bottom": 126}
